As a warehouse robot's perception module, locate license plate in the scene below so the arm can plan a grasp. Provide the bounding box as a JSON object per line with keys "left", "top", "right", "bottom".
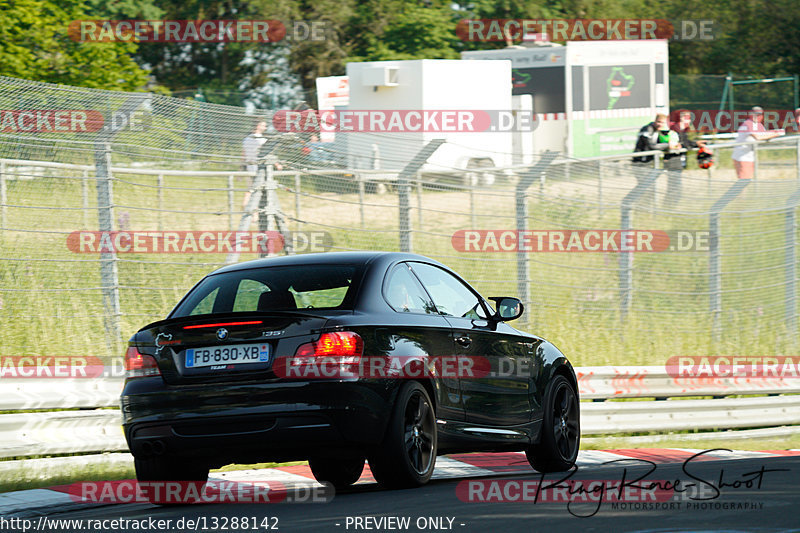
{"left": 185, "top": 343, "right": 271, "bottom": 368}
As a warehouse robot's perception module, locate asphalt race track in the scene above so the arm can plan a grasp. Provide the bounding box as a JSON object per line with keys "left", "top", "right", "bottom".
{"left": 4, "top": 450, "right": 799, "bottom": 533}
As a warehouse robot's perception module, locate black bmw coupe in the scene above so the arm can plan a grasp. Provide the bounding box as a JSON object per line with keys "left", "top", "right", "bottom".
{"left": 121, "top": 251, "right": 579, "bottom": 489}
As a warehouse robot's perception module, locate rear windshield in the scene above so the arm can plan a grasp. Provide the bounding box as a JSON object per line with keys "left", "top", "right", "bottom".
{"left": 171, "top": 265, "right": 360, "bottom": 317}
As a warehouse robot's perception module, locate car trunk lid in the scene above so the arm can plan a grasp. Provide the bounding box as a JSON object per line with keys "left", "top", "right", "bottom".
{"left": 133, "top": 311, "right": 331, "bottom": 384}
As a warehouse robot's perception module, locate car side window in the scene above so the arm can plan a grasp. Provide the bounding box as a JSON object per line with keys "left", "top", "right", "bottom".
{"left": 233, "top": 279, "right": 272, "bottom": 312}
{"left": 189, "top": 287, "right": 219, "bottom": 315}
{"left": 384, "top": 264, "right": 437, "bottom": 314}
{"left": 409, "top": 263, "right": 488, "bottom": 319}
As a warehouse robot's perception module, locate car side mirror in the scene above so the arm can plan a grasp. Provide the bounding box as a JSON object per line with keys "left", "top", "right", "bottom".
{"left": 489, "top": 297, "right": 524, "bottom": 321}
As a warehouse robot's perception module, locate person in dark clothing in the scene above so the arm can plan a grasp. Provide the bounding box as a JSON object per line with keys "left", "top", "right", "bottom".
{"left": 633, "top": 114, "right": 672, "bottom": 164}
{"left": 633, "top": 114, "right": 681, "bottom": 205}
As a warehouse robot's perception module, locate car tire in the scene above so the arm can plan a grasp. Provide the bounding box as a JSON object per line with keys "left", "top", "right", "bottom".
{"left": 134, "top": 457, "right": 209, "bottom": 505}
{"left": 309, "top": 455, "right": 365, "bottom": 488}
{"left": 368, "top": 382, "right": 437, "bottom": 488}
{"left": 526, "top": 374, "right": 580, "bottom": 472}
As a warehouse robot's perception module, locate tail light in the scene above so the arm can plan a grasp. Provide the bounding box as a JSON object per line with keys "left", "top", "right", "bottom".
{"left": 124, "top": 346, "right": 161, "bottom": 379}
{"left": 293, "top": 331, "right": 363, "bottom": 367}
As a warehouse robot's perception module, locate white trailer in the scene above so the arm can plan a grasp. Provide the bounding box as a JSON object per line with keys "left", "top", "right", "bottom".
{"left": 462, "top": 40, "right": 669, "bottom": 157}
{"left": 343, "top": 59, "right": 513, "bottom": 173}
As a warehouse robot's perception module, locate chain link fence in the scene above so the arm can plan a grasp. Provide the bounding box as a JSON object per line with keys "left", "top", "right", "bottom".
{"left": 2, "top": 76, "right": 800, "bottom": 366}
{"left": 670, "top": 74, "right": 799, "bottom": 112}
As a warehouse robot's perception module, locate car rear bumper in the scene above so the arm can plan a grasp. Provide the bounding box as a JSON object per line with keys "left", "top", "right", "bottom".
{"left": 121, "top": 377, "right": 395, "bottom": 465}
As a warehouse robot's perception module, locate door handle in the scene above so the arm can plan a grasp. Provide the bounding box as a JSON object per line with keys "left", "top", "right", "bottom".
{"left": 456, "top": 335, "right": 472, "bottom": 348}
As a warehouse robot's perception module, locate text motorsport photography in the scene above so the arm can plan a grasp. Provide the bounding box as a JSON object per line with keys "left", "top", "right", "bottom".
{"left": 457, "top": 449, "right": 784, "bottom": 518}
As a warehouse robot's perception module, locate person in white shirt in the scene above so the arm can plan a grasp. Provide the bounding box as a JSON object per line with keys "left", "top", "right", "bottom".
{"left": 243, "top": 120, "right": 267, "bottom": 173}
{"left": 241, "top": 120, "right": 267, "bottom": 214}
{"left": 732, "top": 106, "right": 782, "bottom": 179}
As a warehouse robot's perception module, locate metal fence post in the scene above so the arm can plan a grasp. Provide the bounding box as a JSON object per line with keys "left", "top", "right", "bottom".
{"left": 358, "top": 174, "right": 366, "bottom": 229}
{"left": 263, "top": 164, "right": 278, "bottom": 235}
{"left": 398, "top": 140, "right": 445, "bottom": 253}
{"left": 709, "top": 213, "right": 721, "bottom": 340}
{"left": 416, "top": 174, "right": 423, "bottom": 229}
{"left": 91, "top": 94, "right": 147, "bottom": 350}
{"left": 294, "top": 173, "right": 301, "bottom": 225}
{"left": 784, "top": 188, "right": 800, "bottom": 338}
{"left": 157, "top": 173, "right": 164, "bottom": 232}
{"left": 597, "top": 161, "right": 603, "bottom": 217}
{"left": 399, "top": 178, "right": 411, "bottom": 253}
{"left": 94, "top": 142, "right": 121, "bottom": 347}
{"left": 515, "top": 151, "right": 558, "bottom": 316}
{"left": 619, "top": 206, "right": 633, "bottom": 318}
{"left": 81, "top": 169, "right": 89, "bottom": 230}
{"left": 709, "top": 179, "right": 751, "bottom": 341}
{"left": 0, "top": 161, "right": 7, "bottom": 232}
{"left": 469, "top": 180, "right": 476, "bottom": 229}
{"left": 795, "top": 137, "right": 800, "bottom": 181}
{"left": 227, "top": 175, "right": 234, "bottom": 231}
{"left": 618, "top": 169, "right": 662, "bottom": 319}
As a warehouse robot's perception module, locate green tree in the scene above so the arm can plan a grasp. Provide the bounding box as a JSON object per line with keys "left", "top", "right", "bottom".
{"left": 0, "top": 0, "right": 149, "bottom": 90}
{"left": 354, "top": 3, "right": 463, "bottom": 61}
{"left": 130, "top": 0, "right": 302, "bottom": 107}
{"left": 280, "top": 0, "right": 356, "bottom": 104}
{"left": 287, "top": 0, "right": 464, "bottom": 100}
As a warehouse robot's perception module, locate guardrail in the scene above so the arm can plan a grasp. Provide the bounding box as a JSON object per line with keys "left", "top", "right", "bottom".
{"left": 576, "top": 366, "right": 800, "bottom": 399}
{"left": 0, "top": 368, "right": 798, "bottom": 459}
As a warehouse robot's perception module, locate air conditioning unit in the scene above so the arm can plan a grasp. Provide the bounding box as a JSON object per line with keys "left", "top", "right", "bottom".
{"left": 361, "top": 66, "right": 399, "bottom": 87}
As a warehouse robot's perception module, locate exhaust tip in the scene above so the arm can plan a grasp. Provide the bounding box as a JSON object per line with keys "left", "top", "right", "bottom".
{"left": 140, "top": 441, "right": 153, "bottom": 456}
{"left": 151, "top": 440, "right": 166, "bottom": 455}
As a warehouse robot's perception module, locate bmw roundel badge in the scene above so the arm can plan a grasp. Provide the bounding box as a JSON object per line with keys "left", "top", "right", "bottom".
{"left": 216, "top": 328, "right": 229, "bottom": 340}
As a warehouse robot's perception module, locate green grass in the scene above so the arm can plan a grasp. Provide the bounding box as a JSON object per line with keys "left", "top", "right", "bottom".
{"left": 0, "top": 458, "right": 307, "bottom": 493}
{"left": 0, "top": 459, "right": 135, "bottom": 494}
{"left": 2, "top": 164, "right": 799, "bottom": 366}
{"left": 213, "top": 460, "right": 307, "bottom": 473}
